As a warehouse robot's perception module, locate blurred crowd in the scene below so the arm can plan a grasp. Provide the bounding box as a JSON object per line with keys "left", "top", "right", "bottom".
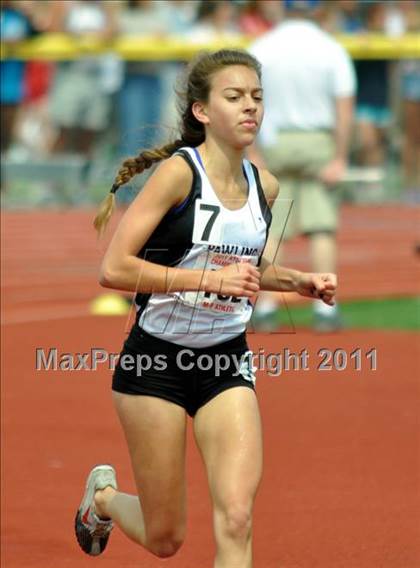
{"left": 1, "top": 0, "right": 420, "bottom": 193}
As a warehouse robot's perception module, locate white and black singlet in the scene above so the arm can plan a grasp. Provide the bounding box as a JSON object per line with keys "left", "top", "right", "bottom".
{"left": 134, "top": 147, "right": 272, "bottom": 348}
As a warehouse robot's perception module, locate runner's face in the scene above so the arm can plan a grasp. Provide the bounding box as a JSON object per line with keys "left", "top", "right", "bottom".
{"left": 204, "top": 65, "right": 264, "bottom": 148}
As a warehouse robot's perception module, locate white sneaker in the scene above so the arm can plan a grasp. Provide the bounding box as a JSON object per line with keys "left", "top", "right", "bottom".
{"left": 74, "top": 464, "right": 117, "bottom": 556}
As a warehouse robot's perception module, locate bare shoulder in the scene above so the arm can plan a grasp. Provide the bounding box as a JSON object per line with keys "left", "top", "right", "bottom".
{"left": 156, "top": 152, "right": 192, "bottom": 180}
{"left": 132, "top": 152, "right": 193, "bottom": 210}
{"left": 258, "top": 168, "right": 279, "bottom": 208}
{"left": 109, "top": 153, "right": 194, "bottom": 255}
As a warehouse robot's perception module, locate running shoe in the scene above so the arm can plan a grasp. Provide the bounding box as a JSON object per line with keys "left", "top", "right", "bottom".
{"left": 250, "top": 307, "right": 281, "bottom": 332}
{"left": 313, "top": 311, "right": 344, "bottom": 333}
{"left": 74, "top": 464, "right": 117, "bottom": 556}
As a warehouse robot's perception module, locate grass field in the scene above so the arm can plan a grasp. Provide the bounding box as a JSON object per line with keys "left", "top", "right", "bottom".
{"left": 277, "top": 297, "right": 420, "bottom": 331}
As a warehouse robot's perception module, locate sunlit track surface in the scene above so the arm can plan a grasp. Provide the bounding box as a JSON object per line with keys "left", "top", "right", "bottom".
{"left": 2, "top": 319, "right": 419, "bottom": 567}
{"left": 1, "top": 209, "right": 122, "bottom": 324}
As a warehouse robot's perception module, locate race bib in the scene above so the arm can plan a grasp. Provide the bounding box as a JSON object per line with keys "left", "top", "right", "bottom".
{"left": 192, "top": 199, "right": 222, "bottom": 245}
{"left": 176, "top": 248, "right": 258, "bottom": 315}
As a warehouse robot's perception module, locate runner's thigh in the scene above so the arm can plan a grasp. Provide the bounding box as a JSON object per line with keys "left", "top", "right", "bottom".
{"left": 113, "top": 392, "right": 187, "bottom": 531}
{"left": 193, "top": 387, "right": 263, "bottom": 508}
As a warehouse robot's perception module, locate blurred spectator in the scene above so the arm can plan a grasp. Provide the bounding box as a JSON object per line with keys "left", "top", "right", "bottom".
{"left": 398, "top": 0, "right": 420, "bottom": 32}
{"left": 0, "top": 0, "right": 40, "bottom": 154}
{"left": 238, "top": 0, "right": 283, "bottom": 37}
{"left": 353, "top": 2, "right": 391, "bottom": 167}
{"left": 167, "top": 0, "right": 198, "bottom": 35}
{"left": 333, "top": 0, "right": 364, "bottom": 33}
{"left": 47, "top": 0, "right": 120, "bottom": 159}
{"left": 187, "top": 0, "right": 240, "bottom": 43}
{"left": 117, "top": 0, "right": 178, "bottom": 159}
{"left": 384, "top": 1, "right": 406, "bottom": 37}
{"left": 399, "top": 1, "right": 420, "bottom": 194}
{"left": 15, "top": 58, "right": 55, "bottom": 158}
{"left": 249, "top": 0, "right": 356, "bottom": 331}
{"left": 401, "top": 60, "right": 420, "bottom": 193}
{"left": 19, "top": 3, "right": 55, "bottom": 156}
{"left": 158, "top": 2, "right": 198, "bottom": 138}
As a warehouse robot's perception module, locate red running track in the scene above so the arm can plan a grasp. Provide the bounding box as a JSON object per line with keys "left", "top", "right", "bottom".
{"left": 1, "top": 205, "right": 420, "bottom": 567}
{"left": 2, "top": 319, "right": 419, "bottom": 567}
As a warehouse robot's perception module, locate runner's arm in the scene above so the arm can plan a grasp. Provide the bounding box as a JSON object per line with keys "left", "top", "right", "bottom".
{"left": 258, "top": 169, "right": 337, "bottom": 304}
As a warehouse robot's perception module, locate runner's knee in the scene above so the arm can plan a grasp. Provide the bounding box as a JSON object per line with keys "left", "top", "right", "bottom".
{"left": 147, "top": 527, "right": 185, "bottom": 558}
{"left": 216, "top": 501, "right": 253, "bottom": 541}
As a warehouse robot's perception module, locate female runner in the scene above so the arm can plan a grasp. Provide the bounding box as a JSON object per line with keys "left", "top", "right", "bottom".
{"left": 74, "top": 49, "right": 337, "bottom": 568}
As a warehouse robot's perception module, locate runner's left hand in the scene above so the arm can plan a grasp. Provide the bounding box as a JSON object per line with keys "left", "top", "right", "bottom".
{"left": 295, "top": 272, "right": 337, "bottom": 305}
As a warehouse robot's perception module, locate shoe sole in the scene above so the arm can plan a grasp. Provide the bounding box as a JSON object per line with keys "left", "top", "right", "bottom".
{"left": 74, "top": 510, "right": 110, "bottom": 556}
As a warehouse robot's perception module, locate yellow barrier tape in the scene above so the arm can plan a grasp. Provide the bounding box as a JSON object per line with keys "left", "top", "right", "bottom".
{"left": 1, "top": 33, "right": 419, "bottom": 61}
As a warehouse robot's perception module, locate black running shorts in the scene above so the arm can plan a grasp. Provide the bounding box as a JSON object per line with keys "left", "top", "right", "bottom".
{"left": 112, "top": 325, "right": 256, "bottom": 417}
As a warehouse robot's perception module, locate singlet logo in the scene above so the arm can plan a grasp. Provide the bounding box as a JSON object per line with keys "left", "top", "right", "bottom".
{"left": 208, "top": 245, "right": 259, "bottom": 256}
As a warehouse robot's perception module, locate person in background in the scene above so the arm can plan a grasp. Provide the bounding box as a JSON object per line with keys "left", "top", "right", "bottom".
{"left": 353, "top": 1, "right": 391, "bottom": 167}
{"left": 333, "top": 0, "right": 363, "bottom": 33}
{"left": 158, "top": 1, "right": 199, "bottom": 152}
{"left": 116, "top": 0, "right": 196, "bottom": 205}
{"left": 15, "top": 2, "right": 54, "bottom": 158}
{"left": 187, "top": 0, "right": 240, "bottom": 43}
{"left": 0, "top": 0, "right": 39, "bottom": 154}
{"left": 399, "top": 0, "right": 420, "bottom": 197}
{"left": 118, "top": 0, "right": 171, "bottom": 161}
{"left": 47, "top": 0, "right": 120, "bottom": 160}
{"left": 238, "top": 0, "right": 283, "bottom": 37}
{"left": 248, "top": 0, "right": 356, "bottom": 332}
{"left": 401, "top": 59, "right": 420, "bottom": 197}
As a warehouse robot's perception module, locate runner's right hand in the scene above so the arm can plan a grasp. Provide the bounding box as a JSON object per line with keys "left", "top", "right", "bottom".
{"left": 203, "top": 261, "right": 260, "bottom": 298}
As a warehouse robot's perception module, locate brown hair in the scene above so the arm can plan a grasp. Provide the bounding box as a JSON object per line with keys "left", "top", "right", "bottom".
{"left": 93, "top": 49, "right": 261, "bottom": 235}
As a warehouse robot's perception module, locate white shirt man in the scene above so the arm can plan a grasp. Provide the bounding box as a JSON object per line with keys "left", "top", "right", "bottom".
{"left": 248, "top": 6, "right": 356, "bottom": 332}
{"left": 250, "top": 18, "right": 356, "bottom": 145}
